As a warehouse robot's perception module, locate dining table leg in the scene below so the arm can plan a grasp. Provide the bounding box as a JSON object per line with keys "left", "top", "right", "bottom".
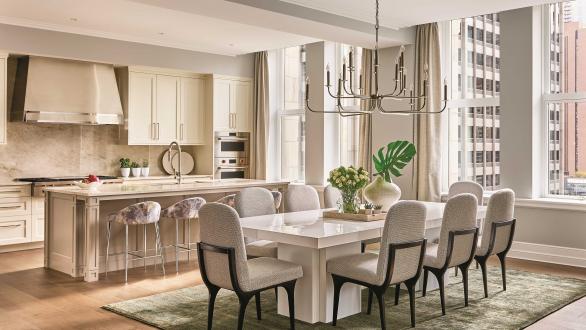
{"left": 276, "top": 242, "right": 362, "bottom": 324}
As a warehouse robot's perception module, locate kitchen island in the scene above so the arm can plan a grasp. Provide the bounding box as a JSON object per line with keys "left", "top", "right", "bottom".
{"left": 43, "top": 179, "right": 288, "bottom": 282}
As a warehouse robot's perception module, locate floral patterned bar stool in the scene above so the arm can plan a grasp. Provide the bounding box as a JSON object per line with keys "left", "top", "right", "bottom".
{"left": 105, "top": 201, "right": 164, "bottom": 282}
{"left": 161, "top": 197, "right": 207, "bottom": 272}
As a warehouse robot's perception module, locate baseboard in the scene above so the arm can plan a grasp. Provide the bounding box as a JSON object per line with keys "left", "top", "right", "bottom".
{"left": 509, "top": 241, "right": 586, "bottom": 268}
{"left": 0, "top": 241, "right": 44, "bottom": 253}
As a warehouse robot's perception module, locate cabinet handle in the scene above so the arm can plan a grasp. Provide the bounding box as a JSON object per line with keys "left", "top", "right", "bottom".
{"left": 0, "top": 190, "right": 21, "bottom": 194}
{"left": 0, "top": 224, "right": 21, "bottom": 229}
{"left": 0, "top": 205, "right": 21, "bottom": 209}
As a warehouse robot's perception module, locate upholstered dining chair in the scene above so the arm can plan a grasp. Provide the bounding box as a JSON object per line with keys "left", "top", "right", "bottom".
{"left": 422, "top": 193, "right": 479, "bottom": 315}
{"left": 324, "top": 184, "right": 342, "bottom": 209}
{"left": 161, "top": 197, "right": 206, "bottom": 272}
{"left": 284, "top": 184, "right": 320, "bottom": 212}
{"left": 475, "top": 189, "right": 516, "bottom": 298}
{"left": 197, "top": 203, "right": 303, "bottom": 330}
{"left": 216, "top": 190, "right": 282, "bottom": 211}
{"left": 327, "top": 201, "right": 427, "bottom": 329}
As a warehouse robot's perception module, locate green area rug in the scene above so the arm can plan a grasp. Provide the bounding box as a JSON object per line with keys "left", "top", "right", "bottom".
{"left": 103, "top": 267, "right": 586, "bottom": 329}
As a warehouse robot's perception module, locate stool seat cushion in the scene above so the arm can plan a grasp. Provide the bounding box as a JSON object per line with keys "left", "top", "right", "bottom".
{"left": 162, "top": 197, "right": 206, "bottom": 220}
{"left": 246, "top": 240, "right": 278, "bottom": 258}
{"left": 107, "top": 201, "right": 161, "bottom": 225}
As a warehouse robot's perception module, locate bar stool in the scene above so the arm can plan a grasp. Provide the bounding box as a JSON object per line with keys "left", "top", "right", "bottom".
{"left": 105, "top": 201, "right": 165, "bottom": 282}
{"left": 161, "top": 197, "right": 206, "bottom": 272}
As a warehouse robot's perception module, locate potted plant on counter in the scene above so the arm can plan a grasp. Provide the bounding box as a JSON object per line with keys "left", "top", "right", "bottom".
{"left": 141, "top": 159, "right": 150, "bottom": 177}
{"left": 131, "top": 161, "right": 141, "bottom": 177}
{"left": 119, "top": 158, "right": 131, "bottom": 178}
{"left": 327, "top": 166, "right": 369, "bottom": 214}
{"left": 364, "top": 140, "right": 416, "bottom": 212}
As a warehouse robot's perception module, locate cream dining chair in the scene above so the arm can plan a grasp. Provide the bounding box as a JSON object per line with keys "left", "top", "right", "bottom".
{"left": 327, "top": 201, "right": 427, "bottom": 329}
{"left": 284, "top": 184, "right": 320, "bottom": 212}
{"left": 197, "top": 203, "right": 303, "bottom": 330}
{"left": 324, "top": 184, "right": 342, "bottom": 209}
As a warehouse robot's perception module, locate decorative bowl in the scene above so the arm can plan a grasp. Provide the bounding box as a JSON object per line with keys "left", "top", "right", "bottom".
{"left": 74, "top": 181, "right": 103, "bottom": 191}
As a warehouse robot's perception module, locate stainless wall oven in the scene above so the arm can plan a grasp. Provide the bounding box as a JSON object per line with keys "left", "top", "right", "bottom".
{"left": 214, "top": 132, "right": 249, "bottom": 158}
{"left": 215, "top": 157, "right": 249, "bottom": 180}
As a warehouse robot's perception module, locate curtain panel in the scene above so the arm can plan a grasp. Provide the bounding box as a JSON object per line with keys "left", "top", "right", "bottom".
{"left": 252, "top": 51, "right": 269, "bottom": 179}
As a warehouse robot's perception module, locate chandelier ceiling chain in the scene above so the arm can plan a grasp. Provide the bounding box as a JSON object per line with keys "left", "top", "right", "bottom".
{"left": 304, "top": 0, "right": 448, "bottom": 116}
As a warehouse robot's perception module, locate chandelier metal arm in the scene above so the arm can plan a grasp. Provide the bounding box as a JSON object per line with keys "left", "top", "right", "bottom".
{"left": 305, "top": 98, "right": 372, "bottom": 115}
{"left": 327, "top": 84, "right": 372, "bottom": 100}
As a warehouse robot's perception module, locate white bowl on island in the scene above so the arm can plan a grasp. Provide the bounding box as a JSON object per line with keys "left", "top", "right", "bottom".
{"left": 74, "top": 181, "right": 103, "bottom": 191}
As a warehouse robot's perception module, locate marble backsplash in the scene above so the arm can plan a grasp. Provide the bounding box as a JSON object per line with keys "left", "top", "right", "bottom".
{"left": 0, "top": 122, "right": 179, "bottom": 180}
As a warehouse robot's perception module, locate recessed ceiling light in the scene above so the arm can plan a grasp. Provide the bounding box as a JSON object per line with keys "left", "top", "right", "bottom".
{"left": 69, "top": 17, "right": 78, "bottom": 22}
{"left": 158, "top": 32, "right": 165, "bottom": 36}
{"left": 229, "top": 43, "right": 234, "bottom": 47}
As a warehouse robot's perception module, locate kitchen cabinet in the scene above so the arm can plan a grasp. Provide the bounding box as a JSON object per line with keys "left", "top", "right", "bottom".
{"left": 117, "top": 66, "right": 207, "bottom": 145}
{"left": 0, "top": 53, "right": 7, "bottom": 145}
{"left": 212, "top": 76, "right": 252, "bottom": 132}
{"left": 0, "top": 184, "right": 33, "bottom": 246}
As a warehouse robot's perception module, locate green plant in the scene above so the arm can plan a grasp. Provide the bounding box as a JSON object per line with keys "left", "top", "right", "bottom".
{"left": 327, "top": 166, "right": 369, "bottom": 213}
{"left": 372, "top": 140, "right": 416, "bottom": 182}
{"left": 364, "top": 202, "right": 374, "bottom": 210}
{"left": 130, "top": 161, "right": 140, "bottom": 169}
{"left": 119, "top": 158, "right": 131, "bottom": 168}
{"left": 373, "top": 204, "right": 383, "bottom": 210}
{"left": 142, "top": 159, "right": 149, "bottom": 167}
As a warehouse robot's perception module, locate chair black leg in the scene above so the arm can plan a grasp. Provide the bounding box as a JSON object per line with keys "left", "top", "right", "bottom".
{"left": 406, "top": 280, "right": 416, "bottom": 327}
{"left": 477, "top": 257, "right": 488, "bottom": 298}
{"left": 455, "top": 267, "right": 458, "bottom": 277}
{"left": 394, "top": 283, "right": 400, "bottom": 305}
{"left": 284, "top": 281, "right": 297, "bottom": 330}
{"left": 436, "top": 271, "right": 446, "bottom": 315}
{"left": 206, "top": 285, "right": 220, "bottom": 330}
{"left": 476, "top": 260, "right": 479, "bottom": 269}
{"left": 376, "top": 291, "right": 386, "bottom": 330}
{"left": 422, "top": 269, "right": 429, "bottom": 297}
{"left": 497, "top": 252, "right": 507, "bottom": 291}
{"left": 255, "top": 292, "right": 261, "bottom": 320}
{"left": 332, "top": 276, "right": 344, "bottom": 326}
{"left": 460, "top": 265, "right": 469, "bottom": 307}
{"left": 275, "top": 287, "right": 279, "bottom": 302}
{"left": 237, "top": 295, "right": 252, "bottom": 330}
{"left": 367, "top": 289, "right": 373, "bottom": 315}
{"left": 361, "top": 242, "right": 366, "bottom": 253}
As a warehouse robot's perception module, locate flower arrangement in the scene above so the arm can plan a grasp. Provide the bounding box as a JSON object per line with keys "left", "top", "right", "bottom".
{"left": 327, "top": 165, "right": 369, "bottom": 213}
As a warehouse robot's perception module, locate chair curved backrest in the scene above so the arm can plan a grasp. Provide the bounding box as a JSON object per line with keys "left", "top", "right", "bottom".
{"left": 376, "top": 201, "right": 426, "bottom": 284}
{"left": 285, "top": 184, "right": 320, "bottom": 212}
{"left": 162, "top": 197, "right": 206, "bottom": 220}
{"left": 437, "top": 193, "right": 478, "bottom": 268}
{"left": 324, "top": 185, "right": 342, "bottom": 209}
{"left": 198, "top": 203, "right": 249, "bottom": 290}
{"left": 448, "top": 181, "right": 484, "bottom": 205}
{"left": 479, "top": 189, "right": 515, "bottom": 256}
{"left": 108, "top": 201, "right": 161, "bottom": 225}
{"left": 235, "top": 187, "right": 276, "bottom": 218}
{"left": 271, "top": 191, "right": 283, "bottom": 210}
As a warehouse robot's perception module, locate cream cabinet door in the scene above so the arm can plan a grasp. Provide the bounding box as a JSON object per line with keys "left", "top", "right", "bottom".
{"left": 155, "top": 75, "right": 179, "bottom": 143}
{"left": 179, "top": 77, "right": 205, "bottom": 145}
{"left": 0, "top": 56, "right": 6, "bottom": 145}
{"left": 213, "top": 79, "right": 232, "bottom": 131}
{"left": 232, "top": 81, "right": 252, "bottom": 132}
{"left": 128, "top": 72, "right": 156, "bottom": 144}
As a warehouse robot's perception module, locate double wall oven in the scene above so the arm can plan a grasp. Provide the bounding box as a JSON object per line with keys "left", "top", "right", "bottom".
{"left": 214, "top": 132, "right": 250, "bottom": 180}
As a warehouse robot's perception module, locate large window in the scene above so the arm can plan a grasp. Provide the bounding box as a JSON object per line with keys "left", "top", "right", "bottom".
{"left": 339, "top": 44, "right": 362, "bottom": 167}
{"left": 545, "top": 0, "right": 586, "bottom": 197}
{"left": 443, "top": 14, "right": 501, "bottom": 191}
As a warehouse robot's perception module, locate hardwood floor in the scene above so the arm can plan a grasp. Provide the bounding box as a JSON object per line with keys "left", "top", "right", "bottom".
{"left": 0, "top": 248, "right": 583, "bottom": 329}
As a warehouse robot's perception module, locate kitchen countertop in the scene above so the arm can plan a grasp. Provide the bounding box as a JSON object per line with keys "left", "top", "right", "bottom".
{"left": 43, "top": 179, "right": 289, "bottom": 197}
{"left": 121, "top": 174, "right": 213, "bottom": 183}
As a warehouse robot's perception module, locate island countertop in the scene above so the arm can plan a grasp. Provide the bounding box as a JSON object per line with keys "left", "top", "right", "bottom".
{"left": 43, "top": 179, "right": 289, "bottom": 198}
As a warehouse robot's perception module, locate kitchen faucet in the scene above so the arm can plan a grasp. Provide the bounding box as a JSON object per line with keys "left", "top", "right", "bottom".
{"left": 168, "top": 141, "right": 182, "bottom": 184}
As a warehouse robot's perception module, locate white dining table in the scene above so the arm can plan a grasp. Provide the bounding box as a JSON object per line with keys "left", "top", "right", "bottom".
{"left": 239, "top": 201, "right": 487, "bottom": 324}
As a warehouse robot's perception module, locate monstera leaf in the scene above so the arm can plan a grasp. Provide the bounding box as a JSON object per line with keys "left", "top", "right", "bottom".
{"left": 372, "top": 140, "right": 417, "bottom": 182}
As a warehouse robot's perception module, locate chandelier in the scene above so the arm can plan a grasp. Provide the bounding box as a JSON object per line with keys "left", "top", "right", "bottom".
{"left": 304, "top": 0, "right": 448, "bottom": 116}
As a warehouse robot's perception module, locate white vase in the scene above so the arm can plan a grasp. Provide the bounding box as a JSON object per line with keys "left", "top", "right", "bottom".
{"left": 120, "top": 167, "right": 130, "bottom": 178}
{"left": 131, "top": 168, "right": 141, "bottom": 177}
{"left": 363, "top": 176, "right": 401, "bottom": 212}
{"left": 141, "top": 167, "right": 150, "bottom": 177}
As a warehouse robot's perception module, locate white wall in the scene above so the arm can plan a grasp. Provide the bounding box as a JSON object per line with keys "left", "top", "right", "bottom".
{"left": 0, "top": 24, "right": 254, "bottom": 77}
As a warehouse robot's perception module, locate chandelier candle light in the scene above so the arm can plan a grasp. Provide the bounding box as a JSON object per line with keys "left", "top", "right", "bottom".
{"left": 305, "top": 0, "right": 448, "bottom": 116}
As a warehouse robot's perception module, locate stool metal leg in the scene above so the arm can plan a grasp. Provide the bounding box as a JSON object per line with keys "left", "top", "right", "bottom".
{"left": 155, "top": 222, "right": 166, "bottom": 276}
{"left": 105, "top": 221, "right": 111, "bottom": 278}
{"left": 124, "top": 224, "right": 129, "bottom": 282}
{"left": 187, "top": 218, "right": 191, "bottom": 263}
{"left": 143, "top": 224, "right": 147, "bottom": 271}
{"left": 175, "top": 218, "right": 179, "bottom": 273}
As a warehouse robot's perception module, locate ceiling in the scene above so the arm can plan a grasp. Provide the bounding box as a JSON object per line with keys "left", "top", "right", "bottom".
{"left": 0, "top": 0, "right": 562, "bottom": 56}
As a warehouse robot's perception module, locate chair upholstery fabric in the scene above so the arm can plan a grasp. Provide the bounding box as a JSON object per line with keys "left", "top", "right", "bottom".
{"left": 216, "top": 191, "right": 282, "bottom": 211}
{"left": 235, "top": 187, "right": 276, "bottom": 218}
{"left": 161, "top": 197, "right": 206, "bottom": 220}
{"left": 324, "top": 185, "right": 342, "bottom": 209}
{"left": 107, "top": 201, "right": 161, "bottom": 225}
{"left": 245, "top": 240, "right": 278, "bottom": 258}
{"left": 477, "top": 189, "right": 515, "bottom": 256}
{"left": 424, "top": 193, "right": 478, "bottom": 268}
{"left": 285, "top": 184, "right": 320, "bottom": 212}
{"left": 199, "top": 203, "right": 302, "bottom": 292}
{"left": 448, "top": 181, "right": 484, "bottom": 205}
{"left": 327, "top": 201, "right": 426, "bottom": 286}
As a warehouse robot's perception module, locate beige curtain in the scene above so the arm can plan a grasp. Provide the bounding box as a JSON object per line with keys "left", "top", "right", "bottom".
{"left": 358, "top": 49, "right": 374, "bottom": 176}
{"left": 413, "top": 23, "right": 442, "bottom": 201}
{"left": 251, "top": 51, "right": 269, "bottom": 179}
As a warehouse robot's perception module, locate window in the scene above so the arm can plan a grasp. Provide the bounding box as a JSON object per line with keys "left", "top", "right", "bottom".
{"left": 339, "top": 44, "right": 362, "bottom": 167}
{"left": 443, "top": 14, "right": 501, "bottom": 191}
{"left": 544, "top": 1, "right": 586, "bottom": 197}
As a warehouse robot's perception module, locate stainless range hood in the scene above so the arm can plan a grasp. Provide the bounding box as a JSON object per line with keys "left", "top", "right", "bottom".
{"left": 10, "top": 56, "right": 123, "bottom": 125}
